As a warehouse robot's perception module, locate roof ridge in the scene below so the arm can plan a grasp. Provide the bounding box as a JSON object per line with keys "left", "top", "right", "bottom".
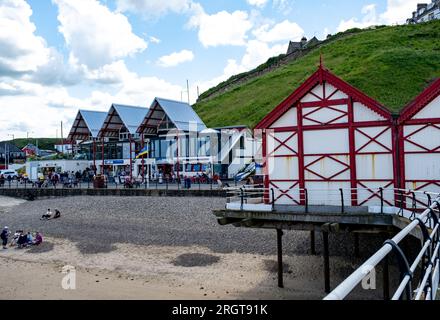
{"left": 112, "top": 103, "right": 147, "bottom": 110}
{"left": 155, "top": 97, "right": 190, "bottom": 105}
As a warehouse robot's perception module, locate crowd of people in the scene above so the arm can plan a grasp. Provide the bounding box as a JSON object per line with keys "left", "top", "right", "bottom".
{"left": 35, "top": 168, "right": 96, "bottom": 188}
{"left": 1, "top": 208, "right": 62, "bottom": 250}
{"left": 1, "top": 227, "right": 43, "bottom": 250}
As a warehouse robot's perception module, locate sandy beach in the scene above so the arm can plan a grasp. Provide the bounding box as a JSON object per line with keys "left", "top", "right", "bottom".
{"left": 0, "top": 196, "right": 391, "bottom": 300}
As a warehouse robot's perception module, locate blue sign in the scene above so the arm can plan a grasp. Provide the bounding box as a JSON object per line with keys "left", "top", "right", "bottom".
{"left": 104, "top": 160, "right": 125, "bottom": 165}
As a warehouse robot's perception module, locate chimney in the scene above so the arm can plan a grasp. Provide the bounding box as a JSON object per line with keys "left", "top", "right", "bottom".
{"left": 300, "top": 36, "right": 307, "bottom": 48}
{"left": 417, "top": 3, "right": 428, "bottom": 12}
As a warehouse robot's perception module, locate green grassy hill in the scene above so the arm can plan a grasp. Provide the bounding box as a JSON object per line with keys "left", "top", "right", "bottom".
{"left": 194, "top": 21, "right": 440, "bottom": 128}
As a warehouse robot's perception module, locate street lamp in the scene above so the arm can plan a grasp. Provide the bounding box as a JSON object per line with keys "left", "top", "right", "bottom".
{"left": 6, "top": 134, "right": 14, "bottom": 169}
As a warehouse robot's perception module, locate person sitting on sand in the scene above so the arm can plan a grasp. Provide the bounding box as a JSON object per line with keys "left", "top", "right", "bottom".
{"left": 41, "top": 209, "right": 52, "bottom": 220}
{"left": 26, "top": 232, "right": 34, "bottom": 245}
{"left": 17, "top": 232, "right": 28, "bottom": 249}
{"left": 34, "top": 232, "right": 43, "bottom": 246}
{"left": 53, "top": 209, "right": 61, "bottom": 219}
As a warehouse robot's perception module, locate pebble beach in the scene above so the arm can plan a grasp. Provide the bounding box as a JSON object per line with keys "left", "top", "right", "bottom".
{"left": 0, "top": 196, "right": 391, "bottom": 300}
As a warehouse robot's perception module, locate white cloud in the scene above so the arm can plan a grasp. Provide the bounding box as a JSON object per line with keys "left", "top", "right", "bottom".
{"left": 189, "top": 9, "right": 253, "bottom": 47}
{"left": 0, "top": 0, "right": 50, "bottom": 74}
{"left": 337, "top": 4, "right": 378, "bottom": 32}
{"left": 116, "top": 0, "right": 194, "bottom": 18}
{"left": 53, "top": 0, "right": 147, "bottom": 69}
{"left": 337, "top": 1, "right": 421, "bottom": 33}
{"left": 247, "top": 0, "right": 269, "bottom": 8}
{"left": 149, "top": 36, "right": 161, "bottom": 44}
{"left": 157, "top": 50, "right": 195, "bottom": 68}
{"left": 253, "top": 19, "right": 304, "bottom": 43}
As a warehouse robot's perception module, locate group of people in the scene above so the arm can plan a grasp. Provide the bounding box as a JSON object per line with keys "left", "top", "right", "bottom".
{"left": 35, "top": 167, "right": 97, "bottom": 188}
{"left": 1, "top": 227, "right": 43, "bottom": 250}
{"left": 41, "top": 208, "right": 61, "bottom": 220}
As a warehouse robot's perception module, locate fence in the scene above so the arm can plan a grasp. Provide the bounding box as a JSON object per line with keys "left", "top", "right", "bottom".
{"left": 226, "top": 186, "right": 438, "bottom": 214}
{"left": 0, "top": 177, "right": 242, "bottom": 191}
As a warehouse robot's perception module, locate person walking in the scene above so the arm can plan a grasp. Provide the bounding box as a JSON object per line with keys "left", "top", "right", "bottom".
{"left": 1, "top": 226, "right": 10, "bottom": 249}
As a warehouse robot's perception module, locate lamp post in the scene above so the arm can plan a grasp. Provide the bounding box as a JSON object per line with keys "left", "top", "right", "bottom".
{"left": 7, "top": 134, "right": 14, "bottom": 169}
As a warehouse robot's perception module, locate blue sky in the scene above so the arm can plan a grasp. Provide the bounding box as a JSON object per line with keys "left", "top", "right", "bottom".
{"left": 0, "top": 0, "right": 421, "bottom": 139}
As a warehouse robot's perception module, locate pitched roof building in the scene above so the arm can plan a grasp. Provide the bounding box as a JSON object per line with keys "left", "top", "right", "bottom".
{"left": 407, "top": 0, "right": 440, "bottom": 24}
{"left": 68, "top": 110, "right": 107, "bottom": 141}
{"left": 286, "top": 36, "right": 321, "bottom": 55}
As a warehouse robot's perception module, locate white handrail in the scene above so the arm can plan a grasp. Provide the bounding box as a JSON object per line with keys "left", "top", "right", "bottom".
{"left": 324, "top": 198, "right": 440, "bottom": 300}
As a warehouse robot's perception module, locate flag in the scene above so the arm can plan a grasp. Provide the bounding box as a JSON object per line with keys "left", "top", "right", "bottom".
{"left": 136, "top": 146, "right": 149, "bottom": 159}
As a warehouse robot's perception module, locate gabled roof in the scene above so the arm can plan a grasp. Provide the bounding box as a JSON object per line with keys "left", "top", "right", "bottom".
{"left": 100, "top": 104, "right": 149, "bottom": 138}
{"left": 0, "top": 142, "right": 23, "bottom": 154}
{"left": 255, "top": 65, "right": 392, "bottom": 129}
{"left": 68, "top": 110, "right": 107, "bottom": 141}
{"left": 398, "top": 78, "right": 440, "bottom": 124}
{"left": 137, "top": 98, "right": 206, "bottom": 135}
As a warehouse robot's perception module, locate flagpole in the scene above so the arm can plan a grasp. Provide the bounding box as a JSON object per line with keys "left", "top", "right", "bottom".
{"left": 142, "top": 134, "right": 145, "bottom": 183}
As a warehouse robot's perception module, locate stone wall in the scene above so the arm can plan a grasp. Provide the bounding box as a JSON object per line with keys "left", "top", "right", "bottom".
{"left": 0, "top": 188, "right": 227, "bottom": 201}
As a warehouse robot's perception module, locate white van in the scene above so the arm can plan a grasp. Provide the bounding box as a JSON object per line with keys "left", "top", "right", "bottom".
{"left": 0, "top": 170, "right": 19, "bottom": 179}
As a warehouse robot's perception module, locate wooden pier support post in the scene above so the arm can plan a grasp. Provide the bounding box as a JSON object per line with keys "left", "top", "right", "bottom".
{"left": 310, "top": 230, "right": 316, "bottom": 255}
{"left": 322, "top": 225, "right": 331, "bottom": 293}
{"left": 354, "top": 233, "right": 360, "bottom": 258}
{"left": 277, "top": 229, "right": 284, "bottom": 289}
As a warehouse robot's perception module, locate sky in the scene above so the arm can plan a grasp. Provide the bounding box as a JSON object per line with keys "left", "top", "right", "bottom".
{"left": 0, "top": 0, "right": 423, "bottom": 140}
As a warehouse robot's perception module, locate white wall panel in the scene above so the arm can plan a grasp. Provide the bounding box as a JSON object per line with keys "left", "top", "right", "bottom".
{"left": 404, "top": 125, "right": 440, "bottom": 152}
{"left": 266, "top": 132, "right": 298, "bottom": 156}
{"left": 305, "top": 182, "right": 351, "bottom": 206}
{"left": 355, "top": 127, "right": 392, "bottom": 153}
{"left": 413, "top": 95, "right": 440, "bottom": 119}
{"left": 304, "top": 155, "right": 350, "bottom": 180}
{"left": 302, "top": 104, "right": 348, "bottom": 126}
{"left": 270, "top": 107, "right": 297, "bottom": 128}
{"left": 356, "top": 154, "right": 394, "bottom": 180}
{"left": 301, "top": 84, "right": 324, "bottom": 103}
{"left": 304, "top": 129, "right": 349, "bottom": 154}
{"left": 353, "top": 102, "right": 386, "bottom": 122}
{"left": 325, "top": 84, "right": 348, "bottom": 100}
{"left": 271, "top": 182, "right": 300, "bottom": 205}
{"left": 405, "top": 154, "right": 440, "bottom": 180}
{"left": 268, "top": 157, "right": 299, "bottom": 180}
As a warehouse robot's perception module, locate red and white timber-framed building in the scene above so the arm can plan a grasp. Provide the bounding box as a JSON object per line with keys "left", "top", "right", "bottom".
{"left": 255, "top": 65, "right": 398, "bottom": 207}
{"left": 398, "top": 78, "right": 440, "bottom": 205}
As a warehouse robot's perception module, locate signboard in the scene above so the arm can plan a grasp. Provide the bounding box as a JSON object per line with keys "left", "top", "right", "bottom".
{"left": 104, "top": 160, "right": 127, "bottom": 165}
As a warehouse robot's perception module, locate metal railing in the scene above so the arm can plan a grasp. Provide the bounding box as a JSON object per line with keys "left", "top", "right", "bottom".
{"left": 324, "top": 195, "right": 440, "bottom": 300}
{"left": 225, "top": 186, "right": 438, "bottom": 214}
{"left": 0, "top": 177, "right": 238, "bottom": 191}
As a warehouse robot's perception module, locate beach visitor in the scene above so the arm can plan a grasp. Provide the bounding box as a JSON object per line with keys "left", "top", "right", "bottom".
{"left": 1, "top": 226, "right": 9, "bottom": 249}
{"left": 17, "top": 232, "right": 27, "bottom": 249}
{"left": 54, "top": 209, "right": 61, "bottom": 219}
{"left": 27, "top": 232, "right": 34, "bottom": 245}
{"left": 41, "top": 209, "right": 53, "bottom": 220}
{"left": 34, "top": 232, "right": 43, "bottom": 246}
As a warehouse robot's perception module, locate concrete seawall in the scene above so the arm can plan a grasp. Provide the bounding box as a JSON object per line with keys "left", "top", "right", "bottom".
{"left": 0, "top": 188, "right": 227, "bottom": 200}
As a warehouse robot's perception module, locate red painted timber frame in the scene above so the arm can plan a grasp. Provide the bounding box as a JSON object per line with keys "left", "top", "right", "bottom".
{"left": 398, "top": 78, "right": 440, "bottom": 204}
{"left": 256, "top": 65, "right": 396, "bottom": 206}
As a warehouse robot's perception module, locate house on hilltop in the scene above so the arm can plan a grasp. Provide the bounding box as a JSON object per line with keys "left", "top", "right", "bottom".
{"left": 286, "top": 36, "right": 321, "bottom": 55}
{"left": 407, "top": 0, "right": 440, "bottom": 24}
